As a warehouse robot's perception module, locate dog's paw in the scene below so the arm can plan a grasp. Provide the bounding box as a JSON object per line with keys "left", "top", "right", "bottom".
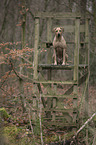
{"left": 62, "top": 62, "right": 65, "bottom": 65}
{"left": 54, "top": 62, "right": 57, "bottom": 65}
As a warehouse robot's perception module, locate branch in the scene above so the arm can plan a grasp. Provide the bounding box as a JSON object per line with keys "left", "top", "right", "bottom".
{"left": 39, "top": 94, "right": 44, "bottom": 145}
{"left": 71, "top": 113, "right": 96, "bottom": 144}
{"left": 28, "top": 108, "right": 35, "bottom": 139}
{"left": 28, "top": 10, "right": 35, "bottom": 20}
{"left": 0, "top": 70, "right": 11, "bottom": 89}
{"left": 76, "top": 113, "right": 96, "bottom": 136}
{"left": 18, "top": 55, "right": 33, "bottom": 66}
{"left": 70, "top": 113, "right": 96, "bottom": 144}
{"left": 9, "top": 59, "right": 23, "bottom": 81}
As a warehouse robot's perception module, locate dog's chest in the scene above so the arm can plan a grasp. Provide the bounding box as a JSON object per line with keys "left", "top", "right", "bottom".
{"left": 54, "top": 41, "right": 64, "bottom": 48}
{"left": 53, "top": 36, "right": 66, "bottom": 49}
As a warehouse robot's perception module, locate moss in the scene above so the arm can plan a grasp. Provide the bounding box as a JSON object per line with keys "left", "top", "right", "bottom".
{"left": 0, "top": 108, "right": 10, "bottom": 120}
{"left": 3, "top": 125, "right": 38, "bottom": 145}
{"left": 3, "top": 125, "right": 19, "bottom": 145}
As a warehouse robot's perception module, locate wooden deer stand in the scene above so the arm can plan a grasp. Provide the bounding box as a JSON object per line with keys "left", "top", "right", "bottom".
{"left": 33, "top": 12, "right": 90, "bottom": 127}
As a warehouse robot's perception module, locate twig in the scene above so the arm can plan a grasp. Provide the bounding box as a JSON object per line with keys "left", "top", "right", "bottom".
{"left": 28, "top": 10, "right": 35, "bottom": 20}
{"left": 92, "top": 134, "right": 96, "bottom": 145}
{"left": 28, "top": 108, "right": 35, "bottom": 138}
{"left": 9, "top": 59, "right": 23, "bottom": 81}
{"left": 18, "top": 55, "right": 33, "bottom": 66}
{"left": 38, "top": 94, "right": 44, "bottom": 145}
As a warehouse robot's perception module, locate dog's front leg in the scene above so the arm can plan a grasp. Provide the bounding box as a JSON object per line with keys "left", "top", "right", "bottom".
{"left": 62, "top": 49, "right": 66, "bottom": 65}
{"left": 54, "top": 49, "right": 57, "bottom": 65}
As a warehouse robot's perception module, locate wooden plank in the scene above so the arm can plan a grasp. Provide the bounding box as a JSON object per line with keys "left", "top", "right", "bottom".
{"left": 41, "top": 94, "right": 77, "bottom": 98}
{"left": 85, "top": 18, "right": 90, "bottom": 114}
{"left": 46, "top": 18, "right": 53, "bottom": 119}
{"left": 35, "top": 12, "right": 81, "bottom": 19}
{"left": 35, "top": 12, "right": 90, "bottom": 19}
{"left": 80, "top": 25, "right": 85, "bottom": 33}
{"left": 32, "top": 96, "right": 37, "bottom": 120}
{"left": 31, "top": 119, "right": 76, "bottom": 127}
{"left": 33, "top": 18, "right": 39, "bottom": 121}
{"left": 33, "top": 18, "right": 39, "bottom": 80}
{"left": 47, "top": 18, "right": 52, "bottom": 42}
{"left": 74, "top": 17, "right": 80, "bottom": 83}
{"left": 34, "top": 80, "right": 77, "bottom": 85}
{"left": 43, "top": 108, "right": 74, "bottom": 112}
{"left": 85, "top": 18, "right": 90, "bottom": 65}
{"left": 38, "top": 64, "right": 88, "bottom": 70}
{"left": 47, "top": 18, "right": 52, "bottom": 77}
{"left": 79, "top": 64, "right": 88, "bottom": 68}
{"left": 62, "top": 25, "right": 75, "bottom": 32}
{"left": 53, "top": 25, "right": 85, "bottom": 32}
{"left": 43, "top": 121, "right": 76, "bottom": 127}
{"left": 40, "top": 41, "right": 88, "bottom": 49}
{"left": 64, "top": 72, "right": 88, "bottom": 95}
{"left": 38, "top": 64, "right": 73, "bottom": 70}
{"left": 64, "top": 85, "right": 74, "bottom": 95}
{"left": 79, "top": 72, "right": 88, "bottom": 86}
{"left": 73, "top": 17, "right": 80, "bottom": 123}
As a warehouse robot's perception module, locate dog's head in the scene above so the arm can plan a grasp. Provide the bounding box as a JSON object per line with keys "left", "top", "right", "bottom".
{"left": 53, "top": 27, "right": 64, "bottom": 38}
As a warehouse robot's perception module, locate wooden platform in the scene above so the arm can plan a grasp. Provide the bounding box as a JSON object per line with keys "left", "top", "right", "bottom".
{"left": 38, "top": 64, "right": 88, "bottom": 70}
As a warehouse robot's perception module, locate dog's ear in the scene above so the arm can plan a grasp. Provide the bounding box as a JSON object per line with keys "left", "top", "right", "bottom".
{"left": 60, "top": 27, "right": 64, "bottom": 32}
{"left": 52, "top": 28, "right": 56, "bottom": 33}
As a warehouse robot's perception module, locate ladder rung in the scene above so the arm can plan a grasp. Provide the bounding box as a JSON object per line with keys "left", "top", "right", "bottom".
{"left": 41, "top": 94, "right": 77, "bottom": 98}
{"left": 43, "top": 108, "right": 74, "bottom": 112}
{"left": 34, "top": 80, "right": 77, "bottom": 85}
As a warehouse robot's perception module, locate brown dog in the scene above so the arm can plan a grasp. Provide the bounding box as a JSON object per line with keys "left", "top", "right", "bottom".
{"left": 53, "top": 27, "right": 68, "bottom": 65}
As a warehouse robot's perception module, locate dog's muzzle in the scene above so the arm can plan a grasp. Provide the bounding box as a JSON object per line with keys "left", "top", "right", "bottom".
{"left": 58, "top": 33, "right": 61, "bottom": 37}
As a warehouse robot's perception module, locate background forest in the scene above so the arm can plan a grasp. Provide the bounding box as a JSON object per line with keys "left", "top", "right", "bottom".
{"left": 0, "top": 0, "right": 96, "bottom": 145}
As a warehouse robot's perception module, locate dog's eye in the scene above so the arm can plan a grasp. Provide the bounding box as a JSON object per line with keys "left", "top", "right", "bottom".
{"left": 56, "top": 30, "right": 58, "bottom": 32}
{"left": 59, "top": 30, "right": 61, "bottom": 32}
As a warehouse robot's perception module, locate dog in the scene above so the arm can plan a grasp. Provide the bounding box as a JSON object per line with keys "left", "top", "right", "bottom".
{"left": 53, "top": 27, "right": 68, "bottom": 65}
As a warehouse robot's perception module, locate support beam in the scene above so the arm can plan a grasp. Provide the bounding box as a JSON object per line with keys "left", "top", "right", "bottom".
{"left": 74, "top": 17, "right": 80, "bottom": 84}
{"left": 47, "top": 18, "right": 52, "bottom": 65}
{"left": 34, "top": 18, "right": 39, "bottom": 80}
{"left": 85, "top": 18, "right": 90, "bottom": 115}
{"left": 46, "top": 18, "right": 52, "bottom": 118}
{"left": 73, "top": 17, "right": 80, "bottom": 123}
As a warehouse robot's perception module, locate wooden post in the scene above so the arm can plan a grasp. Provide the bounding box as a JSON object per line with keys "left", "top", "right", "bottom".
{"left": 46, "top": 18, "right": 53, "bottom": 119}
{"left": 52, "top": 98, "right": 56, "bottom": 121}
{"left": 85, "top": 18, "right": 90, "bottom": 65}
{"left": 32, "top": 96, "right": 37, "bottom": 120}
{"left": 47, "top": 18, "right": 52, "bottom": 65}
{"left": 85, "top": 17, "right": 90, "bottom": 115}
{"left": 73, "top": 17, "right": 80, "bottom": 123}
{"left": 34, "top": 18, "right": 39, "bottom": 80}
{"left": 33, "top": 18, "right": 39, "bottom": 121}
